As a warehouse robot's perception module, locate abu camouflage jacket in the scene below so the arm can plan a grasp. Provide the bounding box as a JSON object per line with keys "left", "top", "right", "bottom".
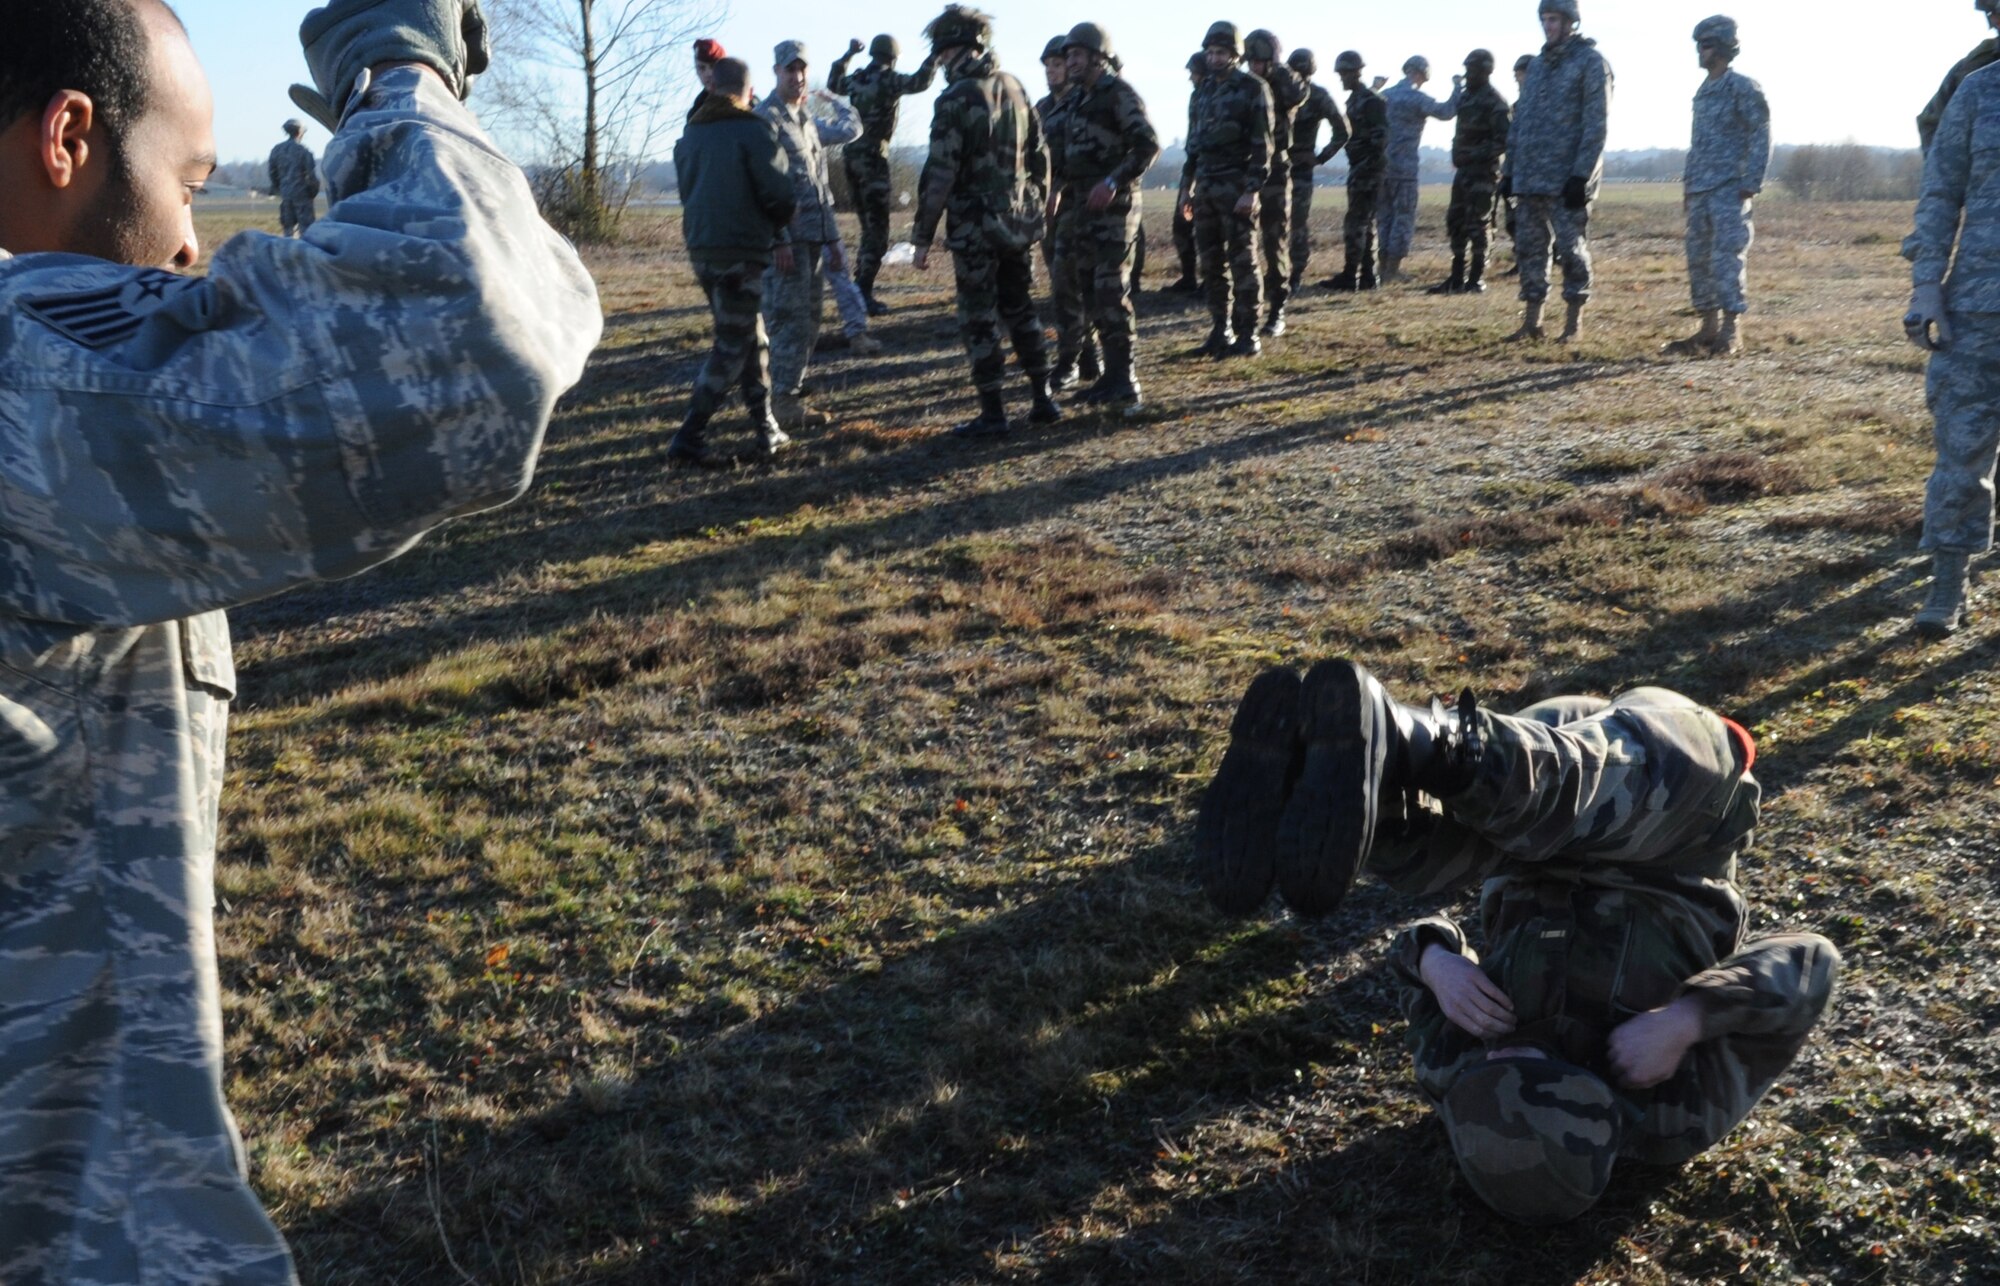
{"left": 1505, "top": 33, "right": 1613, "bottom": 199}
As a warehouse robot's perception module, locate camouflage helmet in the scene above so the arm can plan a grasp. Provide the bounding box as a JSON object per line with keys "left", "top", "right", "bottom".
{"left": 1203, "top": 21, "right": 1240, "bottom": 54}
{"left": 1288, "top": 47, "right": 1317, "bottom": 76}
{"left": 1440, "top": 1057, "right": 1624, "bottom": 1225}
{"left": 1186, "top": 51, "right": 1207, "bottom": 74}
{"left": 1692, "top": 14, "right": 1740, "bottom": 56}
{"left": 1065, "top": 22, "right": 1114, "bottom": 61}
{"left": 1042, "top": 35, "right": 1069, "bottom": 63}
{"left": 1464, "top": 48, "right": 1497, "bottom": 74}
{"left": 923, "top": 4, "right": 993, "bottom": 52}
{"left": 1514, "top": 53, "right": 1536, "bottom": 74}
{"left": 1332, "top": 49, "right": 1365, "bottom": 74}
{"left": 1403, "top": 54, "right": 1430, "bottom": 76}
{"left": 1539, "top": 0, "right": 1581, "bottom": 22}
{"left": 1244, "top": 29, "right": 1280, "bottom": 62}
{"left": 870, "top": 33, "right": 900, "bottom": 61}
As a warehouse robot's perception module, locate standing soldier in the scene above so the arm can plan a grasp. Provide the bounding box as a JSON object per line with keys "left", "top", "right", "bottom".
{"left": 759, "top": 41, "right": 853, "bottom": 429}
{"left": 1179, "top": 22, "right": 1274, "bottom": 357}
{"left": 1038, "top": 35, "right": 1098, "bottom": 389}
{"left": 1918, "top": 0, "right": 2000, "bottom": 153}
{"left": 1663, "top": 17, "right": 1769, "bottom": 359}
{"left": 828, "top": 35, "right": 939, "bottom": 315}
{"left": 1056, "top": 22, "right": 1160, "bottom": 412}
{"left": 1502, "top": 0, "right": 1612, "bottom": 343}
{"left": 1166, "top": 52, "right": 1208, "bottom": 293}
{"left": 1286, "top": 49, "right": 1349, "bottom": 295}
{"left": 1427, "top": 50, "right": 1511, "bottom": 294}
{"left": 1379, "top": 57, "right": 1462, "bottom": 284}
{"left": 1904, "top": 57, "right": 2000, "bottom": 635}
{"left": 267, "top": 118, "right": 320, "bottom": 237}
{"left": 1499, "top": 53, "right": 1536, "bottom": 278}
{"left": 1244, "top": 30, "right": 1305, "bottom": 337}
{"left": 911, "top": 4, "right": 1061, "bottom": 436}
{"left": 1323, "top": 50, "right": 1388, "bottom": 292}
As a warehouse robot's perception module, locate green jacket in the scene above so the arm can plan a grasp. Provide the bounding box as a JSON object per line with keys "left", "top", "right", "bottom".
{"left": 673, "top": 98, "right": 797, "bottom": 266}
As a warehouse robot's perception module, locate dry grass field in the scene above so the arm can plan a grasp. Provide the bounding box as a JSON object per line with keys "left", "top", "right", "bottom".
{"left": 195, "top": 187, "right": 2000, "bottom": 1284}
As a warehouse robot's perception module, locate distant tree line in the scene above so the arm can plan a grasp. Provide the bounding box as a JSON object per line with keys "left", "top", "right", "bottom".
{"left": 1774, "top": 144, "right": 1923, "bottom": 202}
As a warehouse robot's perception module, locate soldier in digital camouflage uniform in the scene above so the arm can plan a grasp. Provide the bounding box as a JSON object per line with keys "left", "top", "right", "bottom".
{"left": 265, "top": 119, "right": 319, "bottom": 237}
{"left": 1285, "top": 49, "right": 1347, "bottom": 295}
{"left": 1179, "top": 22, "right": 1275, "bottom": 357}
{"left": 1037, "top": 36, "right": 1097, "bottom": 390}
{"left": 1052, "top": 23, "right": 1159, "bottom": 413}
{"left": 1427, "top": 51, "right": 1510, "bottom": 295}
{"left": 1904, "top": 58, "right": 2000, "bottom": 636}
{"left": 1195, "top": 661, "right": 1839, "bottom": 1224}
{"left": 1663, "top": 17, "right": 1769, "bottom": 360}
{"left": 1503, "top": 0, "right": 1612, "bottom": 343}
{"left": 1244, "top": 31, "right": 1305, "bottom": 337}
{"left": 911, "top": 4, "right": 1060, "bottom": 436}
{"left": 1379, "top": 56, "right": 1462, "bottom": 284}
{"left": 0, "top": 0, "right": 600, "bottom": 1279}
{"left": 828, "top": 33, "right": 939, "bottom": 314}
{"left": 1499, "top": 53, "right": 1535, "bottom": 279}
{"left": 1919, "top": 0, "right": 2000, "bottom": 154}
{"left": 1324, "top": 50, "right": 1388, "bottom": 292}
{"left": 1166, "top": 53, "right": 1207, "bottom": 293}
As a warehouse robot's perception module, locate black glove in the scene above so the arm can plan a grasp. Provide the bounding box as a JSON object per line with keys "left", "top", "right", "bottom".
{"left": 1562, "top": 175, "right": 1589, "bottom": 210}
{"left": 1498, "top": 175, "right": 1511, "bottom": 200}
{"left": 289, "top": 0, "right": 492, "bottom": 129}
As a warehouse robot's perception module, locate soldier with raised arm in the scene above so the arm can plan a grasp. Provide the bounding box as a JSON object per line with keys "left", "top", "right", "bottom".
{"left": 0, "top": 0, "right": 600, "bottom": 1278}
{"left": 1427, "top": 50, "right": 1511, "bottom": 295}
{"left": 1663, "top": 16, "right": 1769, "bottom": 359}
{"left": 1379, "top": 56, "right": 1462, "bottom": 284}
{"left": 1286, "top": 48, "right": 1348, "bottom": 295}
{"left": 828, "top": 33, "right": 939, "bottom": 313}
{"left": 265, "top": 118, "right": 319, "bottom": 236}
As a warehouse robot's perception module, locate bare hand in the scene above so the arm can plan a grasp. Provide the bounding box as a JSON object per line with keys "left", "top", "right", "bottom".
{"left": 848, "top": 37, "right": 864, "bottom": 55}
{"left": 913, "top": 244, "right": 931, "bottom": 272}
{"left": 1086, "top": 179, "right": 1116, "bottom": 213}
{"left": 1420, "top": 944, "right": 1516, "bottom": 1039}
{"left": 1907, "top": 283, "right": 1953, "bottom": 351}
{"left": 1233, "top": 191, "right": 1258, "bottom": 217}
{"left": 1372, "top": 75, "right": 1388, "bottom": 90}
{"left": 774, "top": 244, "right": 796, "bottom": 274}
{"left": 1606, "top": 996, "right": 1703, "bottom": 1089}
{"left": 1180, "top": 200, "right": 1195, "bottom": 223}
{"left": 826, "top": 241, "right": 846, "bottom": 273}
{"left": 1453, "top": 74, "right": 1465, "bottom": 89}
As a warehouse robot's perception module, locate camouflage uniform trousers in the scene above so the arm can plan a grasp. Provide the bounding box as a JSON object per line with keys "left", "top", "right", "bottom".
{"left": 1445, "top": 171, "right": 1501, "bottom": 258}
{"left": 1377, "top": 173, "right": 1422, "bottom": 262}
{"left": 1047, "top": 207, "right": 1095, "bottom": 362}
{"left": 1377, "top": 689, "right": 1841, "bottom": 1166}
{"left": 1171, "top": 201, "right": 1197, "bottom": 281}
{"left": 822, "top": 239, "right": 870, "bottom": 340}
{"left": 762, "top": 241, "right": 827, "bottom": 398}
{"left": 1289, "top": 166, "right": 1320, "bottom": 285}
{"left": 1192, "top": 180, "right": 1263, "bottom": 335}
{"left": 1516, "top": 194, "right": 1593, "bottom": 304}
{"left": 689, "top": 259, "right": 773, "bottom": 417}
{"left": 1257, "top": 169, "right": 1292, "bottom": 312}
{"left": 844, "top": 144, "right": 895, "bottom": 297}
{"left": 279, "top": 197, "right": 315, "bottom": 237}
{"left": 1684, "top": 189, "right": 1753, "bottom": 316}
{"left": 1344, "top": 171, "right": 1382, "bottom": 277}
{"left": 950, "top": 235, "right": 1050, "bottom": 395}
{"left": 1072, "top": 208, "right": 1141, "bottom": 368}
{"left": 1923, "top": 312, "right": 2000, "bottom": 553}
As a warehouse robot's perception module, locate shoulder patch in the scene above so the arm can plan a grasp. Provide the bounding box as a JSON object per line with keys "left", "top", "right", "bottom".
{"left": 22, "top": 270, "right": 203, "bottom": 350}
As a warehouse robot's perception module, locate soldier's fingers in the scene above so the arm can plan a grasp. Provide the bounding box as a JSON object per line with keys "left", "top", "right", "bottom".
{"left": 1470, "top": 973, "right": 1514, "bottom": 1012}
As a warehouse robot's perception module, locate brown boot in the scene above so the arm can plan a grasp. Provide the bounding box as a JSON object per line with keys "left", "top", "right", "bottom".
{"left": 1506, "top": 299, "right": 1545, "bottom": 342}
{"left": 1557, "top": 299, "right": 1585, "bottom": 343}
{"left": 1661, "top": 310, "right": 1720, "bottom": 356}
{"left": 1914, "top": 551, "right": 1972, "bottom": 638}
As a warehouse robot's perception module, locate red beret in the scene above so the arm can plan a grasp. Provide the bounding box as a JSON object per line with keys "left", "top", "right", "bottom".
{"left": 693, "top": 37, "right": 725, "bottom": 64}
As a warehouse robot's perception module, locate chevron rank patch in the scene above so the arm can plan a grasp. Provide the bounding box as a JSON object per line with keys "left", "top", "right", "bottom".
{"left": 22, "top": 269, "right": 203, "bottom": 350}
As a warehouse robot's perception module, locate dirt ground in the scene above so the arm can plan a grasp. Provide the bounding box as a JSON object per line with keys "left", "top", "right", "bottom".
{"left": 201, "top": 187, "right": 2000, "bottom": 1284}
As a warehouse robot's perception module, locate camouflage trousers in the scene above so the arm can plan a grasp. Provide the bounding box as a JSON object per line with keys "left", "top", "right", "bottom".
{"left": 1047, "top": 209, "right": 1095, "bottom": 361}
{"left": 1685, "top": 188, "right": 1753, "bottom": 316}
{"left": 1171, "top": 200, "right": 1197, "bottom": 280}
{"left": 279, "top": 196, "right": 315, "bottom": 237}
{"left": 762, "top": 240, "right": 826, "bottom": 397}
{"left": 950, "top": 235, "right": 1050, "bottom": 394}
{"left": 1377, "top": 172, "right": 1422, "bottom": 262}
{"left": 822, "top": 238, "right": 870, "bottom": 339}
{"left": 1071, "top": 207, "right": 1141, "bottom": 364}
{"left": 1289, "top": 166, "right": 1320, "bottom": 285}
{"left": 1344, "top": 171, "right": 1381, "bottom": 276}
{"left": 1192, "top": 182, "right": 1263, "bottom": 334}
{"left": 689, "top": 259, "right": 773, "bottom": 416}
{"left": 1258, "top": 170, "right": 1292, "bottom": 312}
{"left": 1516, "top": 194, "right": 1593, "bottom": 304}
{"left": 1445, "top": 170, "right": 1501, "bottom": 257}
{"left": 1923, "top": 311, "right": 2000, "bottom": 553}
{"left": 844, "top": 144, "right": 894, "bottom": 297}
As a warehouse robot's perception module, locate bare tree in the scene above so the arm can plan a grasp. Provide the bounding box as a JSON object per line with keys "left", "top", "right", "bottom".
{"left": 481, "top": 0, "right": 718, "bottom": 239}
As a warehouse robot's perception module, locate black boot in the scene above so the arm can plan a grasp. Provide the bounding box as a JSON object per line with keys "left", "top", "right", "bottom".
{"left": 1275, "top": 660, "right": 1481, "bottom": 919}
{"left": 864, "top": 293, "right": 891, "bottom": 317}
{"left": 1083, "top": 342, "right": 1143, "bottom": 413}
{"left": 1193, "top": 319, "right": 1234, "bottom": 357}
{"left": 1357, "top": 262, "right": 1379, "bottom": 291}
{"left": 1260, "top": 303, "right": 1287, "bottom": 338}
{"left": 666, "top": 390, "right": 718, "bottom": 466}
{"left": 1051, "top": 350, "right": 1083, "bottom": 392}
{"left": 745, "top": 383, "right": 790, "bottom": 459}
{"left": 1320, "top": 261, "right": 1359, "bottom": 291}
{"left": 1427, "top": 254, "right": 1466, "bottom": 295}
{"left": 1229, "top": 323, "right": 1262, "bottom": 358}
{"left": 1195, "top": 667, "right": 1304, "bottom": 916}
{"left": 1079, "top": 341, "right": 1101, "bottom": 382}
{"left": 1464, "top": 250, "right": 1488, "bottom": 294}
{"left": 953, "top": 387, "right": 1011, "bottom": 437}
{"left": 1027, "top": 373, "right": 1063, "bottom": 425}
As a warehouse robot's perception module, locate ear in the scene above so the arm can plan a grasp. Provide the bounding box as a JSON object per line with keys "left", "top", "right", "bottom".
{"left": 39, "top": 90, "right": 97, "bottom": 189}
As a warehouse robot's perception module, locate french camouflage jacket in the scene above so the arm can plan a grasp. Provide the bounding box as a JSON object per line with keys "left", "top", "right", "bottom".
{"left": 1057, "top": 72, "right": 1161, "bottom": 216}
{"left": 1451, "top": 81, "right": 1511, "bottom": 176}
{"left": 1909, "top": 61, "right": 2000, "bottom": 314}
{"left": 1343, "top": 83, "right": 1389, "bottom": 184}
{"left": 1290, "top": 78, "right": 1349, "bottom": 170}
{"left": 1505, "top": 33, "right": 1613, "bottom": 199}
{"left": 914, "top": 50, "right": 1049, "bottom": 252}
{"left": 1684, "top": 68, "right": 1770, "bottom": 196}
{"left": 1255, "top": 61, "right": 1308, "bottom": 177}
{"left": 1181, "top": 65, "right": 1275, "bottom": 193}
{"left": 828, "top": 51, "right": 941, "bottom": 150}
{"left": 1037, "top": 85, "right": 1080, "bottom": 187}
{"left": 1920, "top": 38, "right": 2000, "bottom": 154}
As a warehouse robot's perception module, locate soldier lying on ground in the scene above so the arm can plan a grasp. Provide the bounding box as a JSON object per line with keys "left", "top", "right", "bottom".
{"left": 1195, "top": 660, "right": 1838, "bottom": 1222}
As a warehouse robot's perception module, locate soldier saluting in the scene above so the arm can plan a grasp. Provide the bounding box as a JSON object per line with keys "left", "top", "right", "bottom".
{"left": 828, "top": 33, "right": 939, "bottom": 315}
{"left": 1179, "top": 21, "right": 1275, "bottom": 357}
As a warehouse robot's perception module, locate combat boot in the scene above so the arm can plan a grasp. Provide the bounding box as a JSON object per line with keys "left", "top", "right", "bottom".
{"left": 1662, "top": 310, "right": 1720, "bottom": 356}
{"left": 1051, "top": 350, "right": 1084, "bottom": 392}
{"left": 1713, "top": 313, "right": 1743, "bottom": 357}
{"left": 953, "top": 388, "right": 1011, "bottom": 437}
{"left": 1195, "top": 666, "right": 1305, "bottom": 916}
{"left": 1506, "top": 299, "right": 1546, "bottom": 342}
{"left": 1275, "top": 660, "right": 1482, "bottom": 919}
{"left": 1464, "top": 250, "right": 1488, "bottom": 293}
{"left": 1558, "top": 299, "right": 1585, "bottom": 343}
{"left": 1380, "top": 254, "right": 1403, "bottom": 285}
{"left": 1321, "top": 270, "right": 1358, "bottom": 292}
{"left": 1914, "top": 551, "right": 1972, "bottom": 638}
{"left": 1229, "top": 323, "right": 1262, "bottom": 358}
{"left": 1193, "top": 320, "right": 1234, "bottom": 357}
{"left": 1167, "top": 270, "right": 1200, "bottom": 294}
{"left": 1260, "top": 303, "right": 1287, "bottom": 338}
{"left": 665, "top": 393, "right": 717, "bottom": 467}
{"left": 1357, "top": 262, "right": 1380, "bottom": 291}
{"left": 848, "top": 331, "right": 883, "bottom": 356}
{"left": 864, "top": 294, "right": 891, "bottom": 317}
{"left": 1080, "top": 341, "right": 1102, "bottom": 382}
{"left": 1427, "top": 254, "right": 1466, "bottom": 295}
{"left": 774, "top": 393, "right": 833, "bottom": 430}
{"left": 746, "top": 384, "right": 790, "bottom": 460}
{"left": 1027, "top": 373, "right": 1064, "bottom": 425}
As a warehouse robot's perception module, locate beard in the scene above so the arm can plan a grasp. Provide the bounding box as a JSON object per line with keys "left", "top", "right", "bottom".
{"left": 69, "top": 147, "right": 181, "bottom": 268}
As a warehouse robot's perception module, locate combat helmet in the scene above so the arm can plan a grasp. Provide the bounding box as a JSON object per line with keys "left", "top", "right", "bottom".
{"left": 1440, "top": 1056, "right": 1624, "bottom": 1225}
{"left": 1203, "top": 21, "right": 1240, "bottom": 54}
{"left": 1065, "top": 22, "right": 1114, "bottom": 61}
{"left": 1288, "top": 47, "right": 1317, "bottom": 77}
{"left": 1332, "top": 50, "right": 1365, "bottom": 74}
{"left": 1403, "top": 55, "right": 1430, "bottom": 76}
{"left": 923, "top": 4, "right": 993, "bottom": 52}
{"left": 870, "top": 33, "right": 900, "bottom": 61}
{"left": 1187, "top": 51, "right": 1207, "bottom": 74}
{"left": 1464, "top": 48, "right": 1497, "bottom": 74}
{"left": 1244, "top": 29, "right": 1281, "bottom": 63}
{"left": 1539, "top": 0, "right": 1581, "bottom": 22}
{"left": 282, "top": 118, "right": 305, "bottom": 137}
{"left": 1692, "top": 14, "right": 1740, "bottom": 57}
{"left": 1042, "top": 35, "right": 1068, "bottom": 63}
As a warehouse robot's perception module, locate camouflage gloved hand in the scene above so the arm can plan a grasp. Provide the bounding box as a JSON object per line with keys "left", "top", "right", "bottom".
{"left": 288, "top": 0, "right": 493, "bottom": 130}
{"left": 1561, "top": 175, "right": 1589, "bottom": 210}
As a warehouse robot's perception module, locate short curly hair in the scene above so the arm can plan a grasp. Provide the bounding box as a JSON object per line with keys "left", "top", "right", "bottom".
{"left": 922, "top": 5, "right": 994, "bottom": 52}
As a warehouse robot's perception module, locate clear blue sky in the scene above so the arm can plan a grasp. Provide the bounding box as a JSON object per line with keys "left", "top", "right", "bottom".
{"left": 181, "top": 1, "right": 1974, "bottom": 164}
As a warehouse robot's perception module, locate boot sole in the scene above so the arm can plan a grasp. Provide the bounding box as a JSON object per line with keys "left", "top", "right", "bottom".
{"left": 1275, "top": 660, "right": 1385, "bottom": 919}
{"left": 1194, "top": 667, "right": 1303, "bottom": 916}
